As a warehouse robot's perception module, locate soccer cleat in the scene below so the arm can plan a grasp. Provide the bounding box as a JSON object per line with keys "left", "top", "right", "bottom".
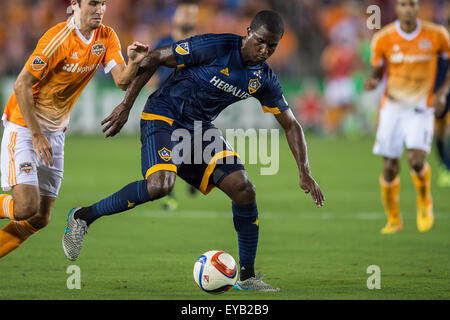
{"left": 380, "top": 221, "right": 403, "bottom": 234}
{"left": 233, "top": 272, "right": 280, "bottom": 292}
{"left": 417, "top": 199, "right": 434, "bottom": 233}
{"left": 62, "top": 207, "right": 89, "bottom": 261}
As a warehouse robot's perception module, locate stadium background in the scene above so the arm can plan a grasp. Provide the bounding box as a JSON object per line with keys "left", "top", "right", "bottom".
{"left": 1, "top": 0, "right": 450, "bottom": 300}
{"left": 1, "top": 0, "right": 448, "bottom": 133}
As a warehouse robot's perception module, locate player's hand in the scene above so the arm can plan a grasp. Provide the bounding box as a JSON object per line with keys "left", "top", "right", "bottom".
{"left": 127, "top": 41, "right": 150, "bottom": 65}
{"left": 299, "top": 174, "right": 325, "bottom": 208}
{"left": 32, "top": 133, "right": 53, "bottom": 167}
{"left": 363, "top": 76, "right": 380, "bottom": 91}
{"left": 101, "top": 103, "right": 131, "bottom": 138}
{"left": 433, "top": 90, "right": 448, "bottom": 118}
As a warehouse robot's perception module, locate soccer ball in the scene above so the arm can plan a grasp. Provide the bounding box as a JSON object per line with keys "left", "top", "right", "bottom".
{"left": 193, "top": 250, "right": 238, "bottom": 294}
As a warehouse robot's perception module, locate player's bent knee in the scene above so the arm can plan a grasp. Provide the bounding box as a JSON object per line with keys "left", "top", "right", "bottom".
{"left": 28, "top": 212, "right": 51, "bottom": 230}
{"left": 407, "top": 153, "right": 425, "bottom": 172}
{"left": 233, "top": 180, "right": 256, "bottom": 204}
{"left": 146, "top": 171, "right": 176, "bottom": 200}
{"left": 383, "top": 158, "right": 399, "bottom": 181}
{"left": 13, "top": 201, "right": 39, "bottom": 220}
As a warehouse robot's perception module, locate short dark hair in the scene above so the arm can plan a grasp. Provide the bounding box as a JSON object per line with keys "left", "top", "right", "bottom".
{"left": 250, "top": 10, "right": 284, "bottom": 36}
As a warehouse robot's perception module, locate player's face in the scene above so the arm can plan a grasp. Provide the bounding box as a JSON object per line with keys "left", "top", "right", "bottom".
{"left": 243, "top": 26, "right": 282, "bottom": 66}
{"left": 173, "top": 4, "right": 199, "bottom": 34}
{"left": 79, "top": 0, "right": 107, "bottom": 29}
{"left": 396, "top": 0, "right": 419, "bottom": 24}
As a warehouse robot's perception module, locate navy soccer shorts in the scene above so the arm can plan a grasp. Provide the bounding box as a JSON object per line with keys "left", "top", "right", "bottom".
{"left": 140, "top": 113, "right": 245, "bottom": 194}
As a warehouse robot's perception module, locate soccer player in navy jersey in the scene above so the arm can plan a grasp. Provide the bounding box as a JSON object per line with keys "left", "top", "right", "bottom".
{"left": 63, "top": 10, "right": 325, "bottom": 291}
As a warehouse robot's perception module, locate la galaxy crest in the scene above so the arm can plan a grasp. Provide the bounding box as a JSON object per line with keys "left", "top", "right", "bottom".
{"left": 92, "top": 43, "right": 106, "bottom": 56}
{"left": 248, "top": 78, "right": 261, "bottom": 94}
{"left": 158, "top": 147, "right": 172, "bottom": 161}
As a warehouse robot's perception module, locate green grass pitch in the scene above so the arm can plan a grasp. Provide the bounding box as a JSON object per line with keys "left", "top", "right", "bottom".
{"left": 0, "top": 133, "right": 449, "bottom": 299}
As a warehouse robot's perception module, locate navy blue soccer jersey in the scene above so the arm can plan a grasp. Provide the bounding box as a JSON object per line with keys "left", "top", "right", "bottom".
{"left": 143, "top": 33, "right": 290, "bottom": 129}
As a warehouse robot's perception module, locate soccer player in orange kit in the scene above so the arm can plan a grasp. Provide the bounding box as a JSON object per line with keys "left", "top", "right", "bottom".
{"left": 365, "top": 0, "right": 450, "bottom": 234}
{"left": 0, "top": 0, "right": 149, "bottom": 258}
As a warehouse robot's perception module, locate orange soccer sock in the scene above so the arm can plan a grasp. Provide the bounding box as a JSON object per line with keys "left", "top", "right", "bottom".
{"left": 0, "top": 220, "right": 38, "bottom": 258}
{"left": 380, "top": 175, "right": 401, "bottom": 224}
{"left": 411, "top": 163, "right": 431, "bottom": 205}
{"left": 0, "top": 194, "right": 15, "bottom": 219}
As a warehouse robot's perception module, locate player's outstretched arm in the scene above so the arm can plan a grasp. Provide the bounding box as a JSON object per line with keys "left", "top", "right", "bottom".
{"left": 275, "top": 109, "right": 325, "bottom": 208}
{"left": 102, "top": 45, "right": 177, "bottom": 137}
{"left": 14, "top": 68, "right": 53, "bottom": 166}
{"left": 110, "top": 41, "right": 150, "bottom": 91}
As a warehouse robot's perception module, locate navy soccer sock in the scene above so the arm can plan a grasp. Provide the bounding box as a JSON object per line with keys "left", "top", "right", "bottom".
{"left": 232, "top": 201, "right": 259, "bottom": 281}
{"left": 75, "top": 180, "right": 151, "bottom": 226}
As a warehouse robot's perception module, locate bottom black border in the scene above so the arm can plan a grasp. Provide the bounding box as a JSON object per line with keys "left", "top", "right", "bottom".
{"left": 1, "top": 300, "right": 449, "bottom": 318}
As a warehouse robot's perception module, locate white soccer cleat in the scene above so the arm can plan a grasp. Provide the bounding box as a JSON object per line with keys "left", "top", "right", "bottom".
{"left": 233, "top": 272, "right": 280, "bottom": 292}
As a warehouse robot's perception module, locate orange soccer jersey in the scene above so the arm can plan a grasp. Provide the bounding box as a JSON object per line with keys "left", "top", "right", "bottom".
{"left": 3, "top": 17, "right": 125, "bottom": 132}
{"left": 371, "top": 19, "right": 450, "bottom": 107}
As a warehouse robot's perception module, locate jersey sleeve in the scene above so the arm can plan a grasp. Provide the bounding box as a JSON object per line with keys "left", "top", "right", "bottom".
{"left": 172, "top": 34, "right": 230, "bottom": 68}
{"left": 103, "top": 27, "right": 126, "bottom": 74}
{"left": 254, "top": 68, "right": 290, "bottom": 115}
{"left": 370, "top": 32, "right": 385, "bottom": 67}
{"left": 437, "top": 26, "right": 450, "bottom": 59}
{"left": 24, "top": 25, "right": 69, "bottom": 80}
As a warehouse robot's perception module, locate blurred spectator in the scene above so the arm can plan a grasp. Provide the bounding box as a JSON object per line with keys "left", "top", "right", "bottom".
{"left": 320, "top": 0, "right": 365, "bottom": 135}
{"left": 294, "top": 78, "right": 323, "bottom": 133}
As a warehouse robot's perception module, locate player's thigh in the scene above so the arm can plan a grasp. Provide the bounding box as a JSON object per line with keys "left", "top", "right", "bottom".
{"left": 1, "top": 122, "right": 40, "bottom": 219}
{"left": 140, "top": 119, "right": 178, "bottom": 196}
{"left": 372, "top": 101, "right": 404, "bottom": 159}
{"left": 146, "top": 170, "right": 177, "bottom": 200}
{"left": 11, "top": 184, "right": 40, "bottom": 219}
